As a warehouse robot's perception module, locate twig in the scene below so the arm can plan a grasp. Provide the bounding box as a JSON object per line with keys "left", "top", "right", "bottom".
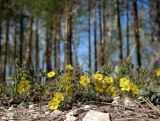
{"left": 114, "top": 117, "right": 140, "bottom": 121}
{"left": 90, "top": 100, "right": 160, "bottom": 115}
{"left": 142, "top": 97, "right": 160, "bottom": 114}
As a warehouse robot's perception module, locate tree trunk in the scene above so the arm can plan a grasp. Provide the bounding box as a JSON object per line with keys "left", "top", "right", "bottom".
{"left": 100, "top": 0, "right": 105, "bottom": 66}
{"left": 0, "top": 20, "right": 2, "bottom": 64}
{"left": 99, "top": 0, "right": 102, "bottom": 67}
{"left": 126, "top": 0, "right": 130, "bottom": 57}
{"left": 132, "top": 0, "right": 141, "bottom": 66}
{"left": 0, "top": 0, "right": 3, "bottom": 83}
{"left": 57, "top": 19, "right": 61, "bottom": 70}
{"left": 14, "top": 17, "right": 17, "bottom": 64}
{"left": 116, "top": 0, "right": 123, "bottom": 62}
{"left": 94, "top": 0, "right": 97, "bottom": 72}
{"left": 53, "top": 18, "right": 57, "bottom": 69}
{"left": 26, "top": 14, "right": 33, "bottom": 65}
{"left": 35, "top": 19, "right": 39, "bottom": 76}
{"left": 3, "top": 15, "right": 10, "bottom": 82}
{"left": 65, "top": 0, "right": 73, "bottom": 65}
{"left": 0, "top": 18, "right": 2, "bottom": 64}
{"left": 0, "top": 0, "right": 3, "bottom": 64}
{"left": 45, "top": 28, "right": 52, "bottom": 72}
{"left": 88, "top": 0, "right": 91, "bottom": 70}
{"left": 19, "top": 13, "right": 24, "bottom": 65}
{"left": 150, "top": 0, "right": 160, "bottom": 68}
{"left": 0, "top": 14, "right": 2, "bottom": 83}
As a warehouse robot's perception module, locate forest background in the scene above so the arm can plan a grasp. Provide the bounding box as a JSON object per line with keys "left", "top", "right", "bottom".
{"left": 0, "top": 0, "right": 160, "bottom": 83}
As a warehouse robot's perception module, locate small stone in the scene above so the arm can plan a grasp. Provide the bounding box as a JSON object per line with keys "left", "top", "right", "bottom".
{"left": 41, "top": 105, "right": 50, "bottom": 112}
{"left": 51, "top": 110, "right": 62, "bottom": 116}
{"left": 33, "top": 114, "right": 39, "bottom": 119}
{"left": 45, "top": 111, "right": 50, "bottom": 115}
{"left": 112, "top": 100, "right": 119, "bottom": 105}
{"left": 28, "top": 109, "right": 36, "bottom": 113}
{"left": 83, "top": 105, "right": 92, "bottom": 110}
{"left": 112, "top": 96, "right": 120, "bottom": 105}
{"left": 29, "top": 104, "right": 35, "bottom": 109}
{"left": 8, "top": 106, "right": 14, "bottom": 111}
{"left": 82, "top": 110, "right": 110, "bottom": 121}
{"left": 9, "top": 120, "right": 15, "bottom": 121}
{"left": 65, "top": 115, "right": 77, "bottom": 121}
{"left": 17, "top": 104, "right": 24, "bottom": 109}
{"left": 6, "top": 112, "right": 14, "bottom": 118}
{"left": 66, "top": 110, "right": 76, "bottom": 117}
{"left": 124, "top": 97, "right": 137, "bottom": 107}
{"left": 1, "top": 116, "right": 8, "bottom": 120}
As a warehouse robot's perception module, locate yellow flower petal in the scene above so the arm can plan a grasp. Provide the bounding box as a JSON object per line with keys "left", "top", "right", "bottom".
{"left": 65, "top": 64, "right": 74, "bottom": 70}
{"left": 130, "top": 83, "right": 139, "bottom": 95}
{"left": 55, "top": 92, "right": 64, "bottom": 101}
{"left": 17, "top": 80, "right": 30, "bottom": 94}
{"left": 48, "top": 98, "right": 60, "bottom": 110}
{"left": 93, "top": 73, "right": 103, "bottom": 81}
{"left": 106, "top": 85, "right": 117, "bottom": 97}
{"left": 80, "top": 75, "right": 90, "bottom": 87}
{"left": 47, "top": 71, "right": 56, "bottom": 78}
{"left": 65, "top": 85, "right": 73, "bottom": 96}
{"left": 119, "top": 77, "right": 131, "bottom": 91}
{"left": 104, "top": 76, "right": 114, "bottom": 84}
{"left": 155, "top": 68, "right": 160, "bottom": 77}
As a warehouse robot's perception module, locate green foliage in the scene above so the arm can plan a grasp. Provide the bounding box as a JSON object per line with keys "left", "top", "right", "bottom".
{"left": 1, "top": 60, "right": 160, "bottom": 109}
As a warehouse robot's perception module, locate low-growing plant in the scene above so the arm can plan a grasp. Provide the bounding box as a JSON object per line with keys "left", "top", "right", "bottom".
{"left": 1, "top": 60, "right": 160, "bottom": 109}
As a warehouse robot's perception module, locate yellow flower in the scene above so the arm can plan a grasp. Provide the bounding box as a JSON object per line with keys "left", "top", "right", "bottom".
{"left": 104, "top": 76, "right": 114, "bottom": 84}
{"left": 21, "top": 77, "right": 26, "bottom": 81}
{"left": 17, "top": 85, "right": 24, "bottom": 94}
{"left": 59, "top": 79, "right": 71, "bottom": 88}
{"left": 17, "top": 80, "right": 31, "bottom": 94}
{"left": 93, "top": 73, "right": 103, "bottom": 81}
{"left": 61, "top": 73, "right": 72, "bottom": 81}
{"left": 95, "top": 82, "right": 105, "bottom": 92}
{"left": 119, "top": 77, "right": 131, "bottom": 91}
{"left": 65, "top": 85, "right": 73, "bottom": 96}
{"left": 80, "top": 75, "right": 90, "bottom": 87}
{"left": 59, "top": 73, "right": 72, "bottom": 88}
{"left": 47, "top": 71, "right": 56, "bottom": 78}
{"left": 48, "top": 98, "right": 60, "bottom": 110}
{"left": 155, "top": 68, "right": 160, "bottom": 77}
{"left": 55, "top": 92, "right": 64, "bottom": 101}
{"left": 130, "top": 83, "right": 139, "bottom": 95}
{"left": 65, "top": 64, "right": 74, "bottom": 70}
{"left": 106, "top": 85, "right": 117, "bottom": 97}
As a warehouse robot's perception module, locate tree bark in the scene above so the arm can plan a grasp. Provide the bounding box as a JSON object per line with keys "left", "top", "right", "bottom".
{"left": 19, "top": 13, "right": 24, "bottom": 65}
{"left": 99, "top": 0, "right": 102, "bottom": 67}
{"left": 0, "top": 0, "right": 3, "bottom": 64}
{"left": 126, "top": 0, "right": 130, "bottom": 57}
{"left": 94, "top": 0, "right": 97, "bottom": 72}
{"left": 100, "top": 0, "right": 105, "bottom": 66}
{"left": 116, "top": 0, "right": 123, "bottom": 62}
{"left": 35, "top": 19, "right": 39, "bottom": 76}
{"left": 88, "top": 0, "right": 91, "bottom": 70}
{"left": 0, "top": 13, "right": 2, "bottom": 83}
{"left": 57, "top": 19, "right": 61, "bottom": 70}
{"left": 0, "top": 0, "right": 4, "bottom": 83}
{"left": 132, "top": 0, "right": 141, "bottom": 66}
{"left": 65, "top": 0, "right": 73, "bottom": 65}
{"left": 14, "top": 17, "right": 17, "bottom": 64}
{"left": 26, "top": 14, "right": 33, "bottom": 65}
{"left": 0, "top": 22, "right": 1, "bottom": 64}
{"left": 3, "top": 13, "right": 10, "bottom": 82}
{"left": 53, "top": 17, "right": 57, "bottom": 69}
{"left": 46, "top": 27, "right": 52, "bottom": 72}
{"left": 150, "top": 0, "right": 160, "bottom": 68}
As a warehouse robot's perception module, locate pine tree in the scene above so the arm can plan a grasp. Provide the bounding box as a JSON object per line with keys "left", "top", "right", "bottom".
{"left": 132, "top": 0, "right": 141, "bottom": 66}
